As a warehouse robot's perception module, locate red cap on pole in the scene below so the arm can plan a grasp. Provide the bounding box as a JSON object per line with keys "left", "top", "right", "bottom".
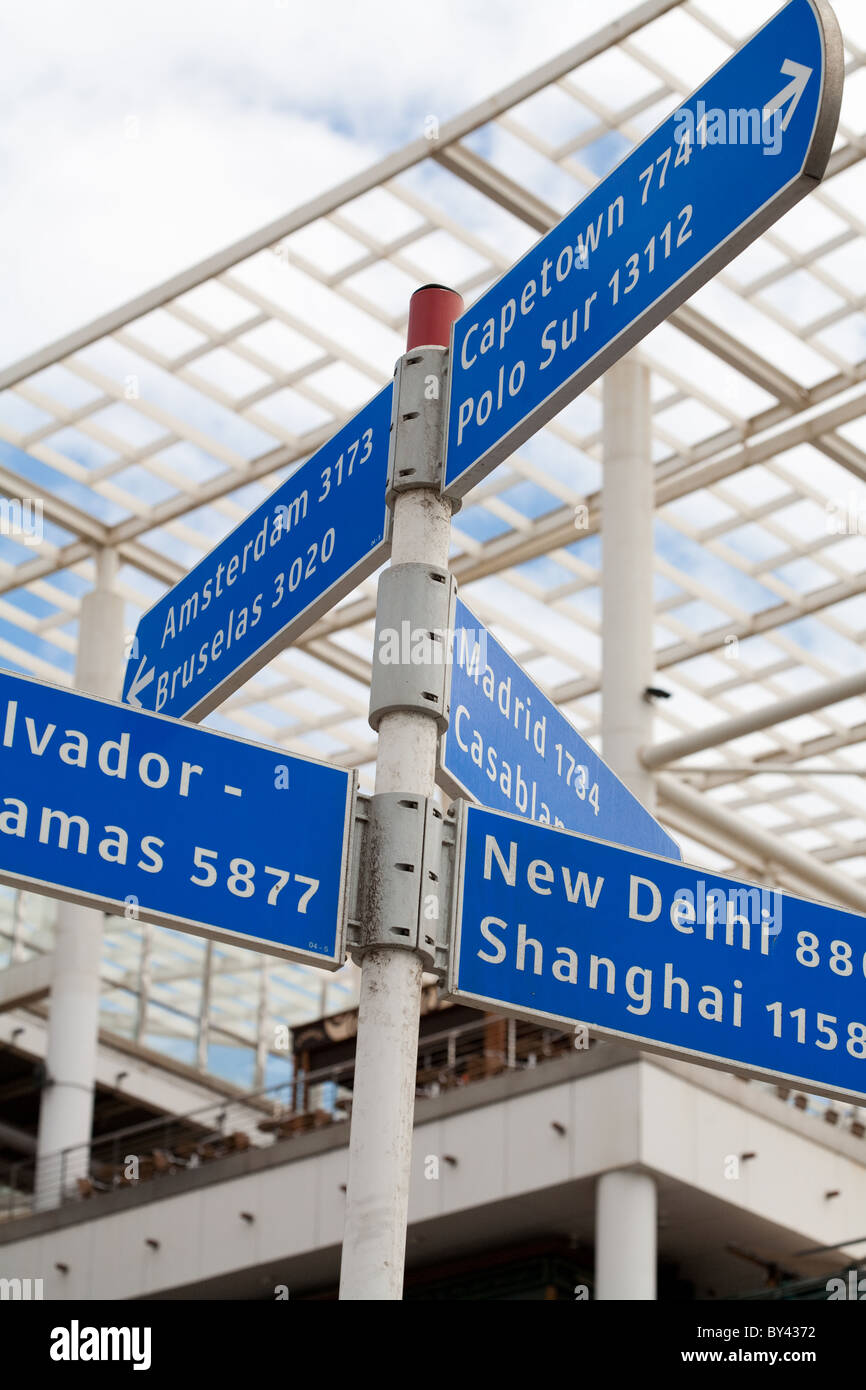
{"left": 406, "top": 283, "right": 463, "bottom": 350}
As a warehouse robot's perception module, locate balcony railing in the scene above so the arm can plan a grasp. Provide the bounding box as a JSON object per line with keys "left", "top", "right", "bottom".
{"left": 2, "top": 1011, "right": 863, "bottom": 1224}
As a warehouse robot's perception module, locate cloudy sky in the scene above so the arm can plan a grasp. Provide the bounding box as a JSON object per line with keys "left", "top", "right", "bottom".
{"left": 0, "top": 0, "right": 648, "bottom": 369}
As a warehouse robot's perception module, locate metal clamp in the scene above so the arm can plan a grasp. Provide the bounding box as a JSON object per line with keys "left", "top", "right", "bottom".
{"left": 386, "top": 346, "right": 460, "bottom": 510}
{"left": 347, "top": 792, "right": 447, "bottom": 973}
{"left": 368, "top": 562, "right": 457, "bottom": 733}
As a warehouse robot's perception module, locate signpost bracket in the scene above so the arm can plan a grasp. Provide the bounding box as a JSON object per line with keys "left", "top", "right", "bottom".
{"left": 348, "top": 791, "right": 447, "bottom": 973}
{"left": 386, "top": 346, "right": 460, "bottom": 510}
{"left": 368, "top": 562, "right": 457, "bottom": 732}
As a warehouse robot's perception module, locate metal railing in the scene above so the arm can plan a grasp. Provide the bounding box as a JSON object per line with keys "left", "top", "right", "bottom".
{"left": 3, "top": 1012, "right": 863, "bottom": 1224}
{"left": 0, "top": 1014, "right": 576, "bottom": 1221}
{"left": 0, "top": 1077, "right": 292, "bottom": 1222}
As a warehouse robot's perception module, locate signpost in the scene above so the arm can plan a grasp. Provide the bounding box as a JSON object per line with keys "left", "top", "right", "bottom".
{"left": 439, "top": 597, "right": 680, "bottom": 859}
{"left": 123, "top": 383, "right": 393, "bottom": 721}
{"left": 447, "top": 801, "right": 866, "bottom": 1106}
{"left": 0, "top": 670, "right": 354, "bottom": 966}
{"left": 15, "top": 0, "right": 846, "bottom": 1303}
{"left": 443, "top": 0, "right": 842, "bottom": 498}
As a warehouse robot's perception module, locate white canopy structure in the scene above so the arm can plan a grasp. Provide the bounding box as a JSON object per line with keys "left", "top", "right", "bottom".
{"left": 1, "top": 0, "right": 866, "bottom": 1088}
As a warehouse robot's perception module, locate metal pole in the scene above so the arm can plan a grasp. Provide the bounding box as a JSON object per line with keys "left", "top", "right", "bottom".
{"left": 339, "top": 285, "right": 462, "bottom": 1300}
{"left": 34, "top": 549, "right": 124, "bottom": 1209}
{"left": 644, "top": 666, "right": 866, "bottom": 769}
{"left": 596, "top": 356, "right": 658, "bottom": 1299}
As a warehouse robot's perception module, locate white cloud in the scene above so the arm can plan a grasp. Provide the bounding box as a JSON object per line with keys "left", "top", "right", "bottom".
{"left": 0, "top": 0, "right": 637, "bottom": 366}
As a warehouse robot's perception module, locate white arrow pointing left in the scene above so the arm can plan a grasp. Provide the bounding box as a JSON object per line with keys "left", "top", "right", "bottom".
{"left": 763, "top": 58, "right": 813, "bottom": 133}
{"left": 125, "top": 656, "right": 155, "bottom": 708}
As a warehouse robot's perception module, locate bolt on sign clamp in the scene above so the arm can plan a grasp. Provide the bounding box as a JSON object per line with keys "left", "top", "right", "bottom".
{"left": 368, "top": 562, "right": 457, "bottom": 733}
{"left": 347, "top": 792, "right": 446, "bottom": 972}
{"left": 386, "top": 346, "right": 452, "bottom": 501}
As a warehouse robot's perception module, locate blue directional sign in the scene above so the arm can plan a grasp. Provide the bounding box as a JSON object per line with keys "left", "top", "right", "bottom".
{"left": 444, "top": 0, "right": 842, "bottom": 496}
{"left": 124, "top": 383, "right": 393, "bottom": 721}
{"left": 448, "top": 802, "right": 866, "bottom": 1106}
{"left": 0, "top": 670, "right": 354, "bottom": 966}
{"left": 439, "top": 598, "right": 680, "bottom": 860}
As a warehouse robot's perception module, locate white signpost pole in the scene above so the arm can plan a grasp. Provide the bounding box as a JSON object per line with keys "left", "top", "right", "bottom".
{"left": 596, "top": 357, "right": 658, "bottom": 1299}
{"left": 339, "top": 285, "right": 463, "bottom": 1300}
{"left": 34, "top": 549, "right": 125, "bottom": 1209}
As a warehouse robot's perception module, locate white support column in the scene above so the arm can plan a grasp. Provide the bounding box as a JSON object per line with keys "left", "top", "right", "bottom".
{"left": 601, "top": 355, "right": 656, "bottom": 810}
{"left": 597, "top": 357, "right": 658, "bottom": 1299}
{"left": 339, "top": 285, "right": 461, "bottom": 1301}
{"left": 595, "top": 1170, "right": 657, "bottom": 1300}
{"left": 134, "top": 924, "right": 152, "bottom": 1045}
{"left": 9, "top": 889, "right": 25, "bottom": 963}
{"left": 254, "top": 956, "right": 270, "bottom": 1091}
{"left": 34, "top": 549, "right": 124, "bottom": 1209}
{"left": 197, "top": 940, "right": 213, "bottom": 1073}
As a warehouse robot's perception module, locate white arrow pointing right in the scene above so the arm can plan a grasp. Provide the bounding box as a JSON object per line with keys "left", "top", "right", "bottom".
{"left": 763, "top": 58, "right": 813, "bottom": 133}
{"left": 126, "top": 656, "right": 155, "bottom": 708}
